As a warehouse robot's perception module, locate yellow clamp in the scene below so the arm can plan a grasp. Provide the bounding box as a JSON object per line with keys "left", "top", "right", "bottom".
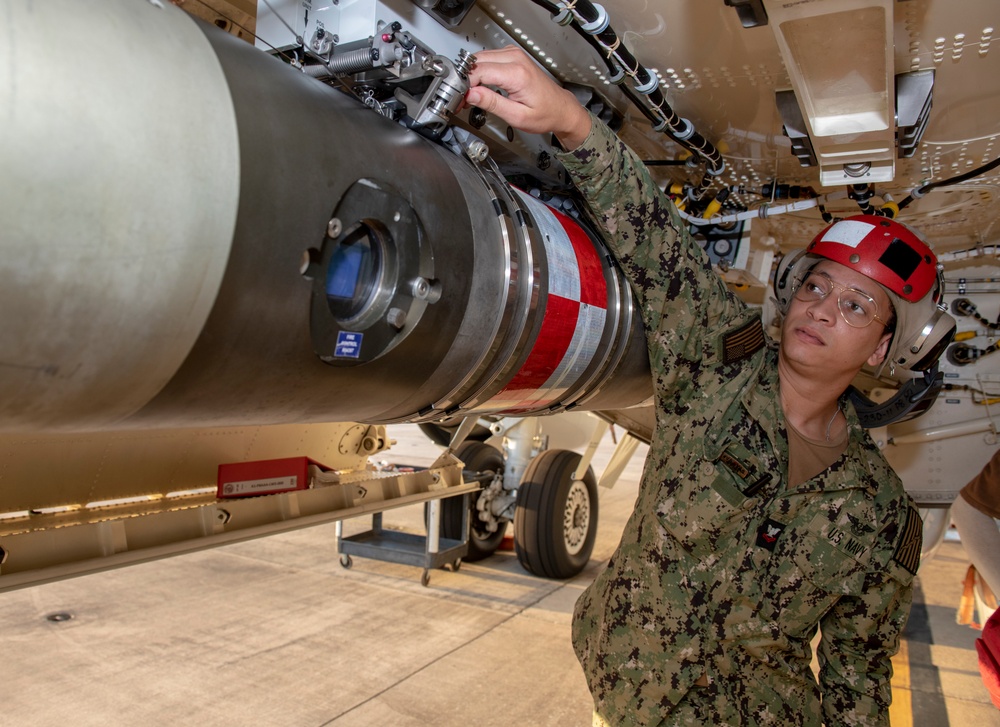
{"left": 702, "top": 198, "right": 723, "bottom": 219}
{"left": 879, "top": 201, "right": 899, "bottom": 219}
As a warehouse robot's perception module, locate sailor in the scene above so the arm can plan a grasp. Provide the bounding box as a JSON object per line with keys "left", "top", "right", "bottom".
{"left": 467, "top": 47, "right": 955, "bottom": 726}
{"left": 952, "top": 449, "right": 1000, "bottom": 612}
{"left": 951, "top": 449, "right": 1000, "bottom": 709}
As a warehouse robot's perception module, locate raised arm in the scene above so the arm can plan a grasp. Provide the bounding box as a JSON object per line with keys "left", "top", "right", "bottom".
{"left": 466, "top": 46, "right": 592, "bottom": 150}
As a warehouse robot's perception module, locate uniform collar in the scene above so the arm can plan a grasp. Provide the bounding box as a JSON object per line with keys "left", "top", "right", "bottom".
{"left": 744, "top": 348, "right": 879, "bottom": 497}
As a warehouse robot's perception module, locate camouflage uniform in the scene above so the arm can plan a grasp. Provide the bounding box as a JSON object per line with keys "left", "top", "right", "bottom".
{"left": 555, "top": 117, "right": 923, "bottom": 726}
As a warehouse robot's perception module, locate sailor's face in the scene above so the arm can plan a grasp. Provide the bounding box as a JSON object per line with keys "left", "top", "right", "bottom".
{"left": 780, "top": 260, "right": 893, "bottom": 375}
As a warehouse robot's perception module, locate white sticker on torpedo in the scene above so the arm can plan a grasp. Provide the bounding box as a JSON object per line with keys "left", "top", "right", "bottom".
{"left": 335, "top": 331, "right": 363, "bottom": 358}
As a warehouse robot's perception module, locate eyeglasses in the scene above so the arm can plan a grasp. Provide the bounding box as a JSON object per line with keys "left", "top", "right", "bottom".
{"left": 792, "top": 271, "right": 889, "bottom": 328}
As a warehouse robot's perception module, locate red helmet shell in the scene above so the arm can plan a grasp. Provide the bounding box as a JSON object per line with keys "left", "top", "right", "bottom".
{"left": 806, "top": 215, "right": 937, "bottom": 303}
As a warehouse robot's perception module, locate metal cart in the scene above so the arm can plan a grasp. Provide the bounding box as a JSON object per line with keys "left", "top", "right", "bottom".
{"left": 336, "top": 488, "right": 472, "bottom": 586}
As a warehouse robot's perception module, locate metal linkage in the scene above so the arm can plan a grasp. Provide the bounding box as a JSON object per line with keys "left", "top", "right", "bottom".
{"left": 394, "top": 49, "right": 476, "bottom": 138}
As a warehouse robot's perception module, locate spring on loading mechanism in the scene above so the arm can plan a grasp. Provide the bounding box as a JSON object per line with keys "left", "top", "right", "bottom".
{"left": 454, "top": 48, "right": 475, "bottom": 77}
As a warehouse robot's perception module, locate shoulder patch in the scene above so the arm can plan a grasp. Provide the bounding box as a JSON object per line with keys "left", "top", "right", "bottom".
{"left": 893, "top": 506, "right": 923, "bottom": 576}
{"left": 722, "top": 318, "right": 765, "bottom": 364}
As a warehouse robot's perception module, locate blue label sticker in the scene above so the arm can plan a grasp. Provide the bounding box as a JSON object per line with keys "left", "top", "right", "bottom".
{"left": 335, "top": 331, "right": 363, "bottom": 358}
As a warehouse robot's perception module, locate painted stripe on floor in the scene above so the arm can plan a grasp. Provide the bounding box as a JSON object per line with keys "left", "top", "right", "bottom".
{"left": 890, "top": 638, "right": 913, "bottom": 727}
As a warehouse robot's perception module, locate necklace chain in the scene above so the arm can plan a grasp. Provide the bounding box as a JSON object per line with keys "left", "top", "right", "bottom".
{"left": 825, "top": 405, "right": 842, "bottom": 442}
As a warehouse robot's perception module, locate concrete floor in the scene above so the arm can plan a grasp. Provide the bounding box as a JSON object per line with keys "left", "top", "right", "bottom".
{"left": 0, "top": 424, "right": 996, "bottom": 726}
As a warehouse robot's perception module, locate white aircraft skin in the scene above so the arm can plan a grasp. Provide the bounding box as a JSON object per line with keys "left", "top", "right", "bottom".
{"left": 0, "top": 0, "right": 997, "bottom": 585}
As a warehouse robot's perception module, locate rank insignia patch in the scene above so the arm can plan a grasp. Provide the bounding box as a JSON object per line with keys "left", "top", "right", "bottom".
{"left": 893, "top": 506, "right": 923, "bottom": 575}
{"left": 756, "top": 518, "right": 785, "bottom": 551}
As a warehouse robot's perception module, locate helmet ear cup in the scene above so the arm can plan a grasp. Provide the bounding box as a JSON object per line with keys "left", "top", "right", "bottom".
{"left": 870, "top": 267, "right": 955, "bottom": 380}
{"left": 772, "top": 249, "right": 812, "bottom": 314}
{"left": 887, "top": 309, "right": 957, "bottom": 374}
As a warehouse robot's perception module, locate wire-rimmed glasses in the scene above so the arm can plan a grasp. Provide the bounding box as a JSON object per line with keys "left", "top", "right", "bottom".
{"left": 792, "top": 271, "right": 889, "bottom": 328}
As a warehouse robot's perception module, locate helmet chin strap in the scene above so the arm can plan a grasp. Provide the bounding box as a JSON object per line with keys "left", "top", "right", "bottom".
{"left": 847, "top": 364, "right": 945, "bottom": 428}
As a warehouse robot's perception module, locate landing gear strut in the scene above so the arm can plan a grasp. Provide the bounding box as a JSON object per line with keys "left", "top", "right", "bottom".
{"left": 439, "top": 440, "right": 508, "bottom": 561}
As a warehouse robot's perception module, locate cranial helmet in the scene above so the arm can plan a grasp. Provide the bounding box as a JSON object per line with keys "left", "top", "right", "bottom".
{"left": 773, "top": 215, "right": 957, "bottom": 425}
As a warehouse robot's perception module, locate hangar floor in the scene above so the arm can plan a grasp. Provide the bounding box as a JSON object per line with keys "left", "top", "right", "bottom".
{"left": 0, "top": 424, "right": 995, "bottom": 726}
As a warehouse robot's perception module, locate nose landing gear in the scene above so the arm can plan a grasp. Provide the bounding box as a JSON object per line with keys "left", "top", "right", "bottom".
{"left": 514, "top": 449, "right": 599, "bottom": 579}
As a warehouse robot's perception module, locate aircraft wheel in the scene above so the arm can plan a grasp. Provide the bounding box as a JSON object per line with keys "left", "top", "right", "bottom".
{"left": 439, "top": 441, "right": 508, "bottom": 561}
{"left": 514, "top": 449, "right": 598, "bottom": 579}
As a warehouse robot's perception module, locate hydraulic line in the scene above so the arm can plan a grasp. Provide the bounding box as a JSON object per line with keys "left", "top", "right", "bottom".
{"left": 702, "top": 187, "right": 730, "bottom": 219}
{"left": 848, "top": 184, "right": 876, "bottom": 215}
{"left": 534, "top": 0, "right": 726, "bottom": 199}
{"left": 951, "top": 298, "right": 1000, "bottom": 331}
{"left": 947, "top": 298, "right": 1000, "bottom": 366}
{"left": 898, "top": 155, "right": 1000, "bottom": 210}
{"left": 675, "top": 190, "right": 849, "bottom": 227}
{"left": 947, "top": 340, "right": 999, "bottom": 366}
{"left": 847, "top": 183, "right": 898, "bottom": 219}
{"left": 759, "top": 183, "right": 816, "bottom": 201}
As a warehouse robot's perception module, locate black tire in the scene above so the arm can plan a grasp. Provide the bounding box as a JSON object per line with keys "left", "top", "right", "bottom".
{"left": 441, "top": 441, "right": 507, "bottom": 561}
{"left": 514, "top": 449, "right": 598, "bottom": 579}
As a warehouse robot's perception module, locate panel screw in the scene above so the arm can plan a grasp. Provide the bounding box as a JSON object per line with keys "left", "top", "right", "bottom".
{"left": 412, "top": 278, "right": 431, "bottom": 299}
{"left": 327, "top": 218, "right": 343, "bottom": 239}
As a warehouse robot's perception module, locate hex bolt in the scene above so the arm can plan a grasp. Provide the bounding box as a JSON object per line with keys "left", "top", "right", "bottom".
{"left": 387, "top": 307, "right": 407, "bottom": 330}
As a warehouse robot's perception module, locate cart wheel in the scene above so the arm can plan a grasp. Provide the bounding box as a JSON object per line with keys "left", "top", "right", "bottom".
{"left": 514, "top": 449, "right": 598, "bottom": 579}
{"left": 339, "top": 554, "right": 353, "bottom": 569}
{"left": 421, "top": 569, "right": 431, "bottom": 587}
{"left": 450, "top": 558, "right": 462, "bottom": 572}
